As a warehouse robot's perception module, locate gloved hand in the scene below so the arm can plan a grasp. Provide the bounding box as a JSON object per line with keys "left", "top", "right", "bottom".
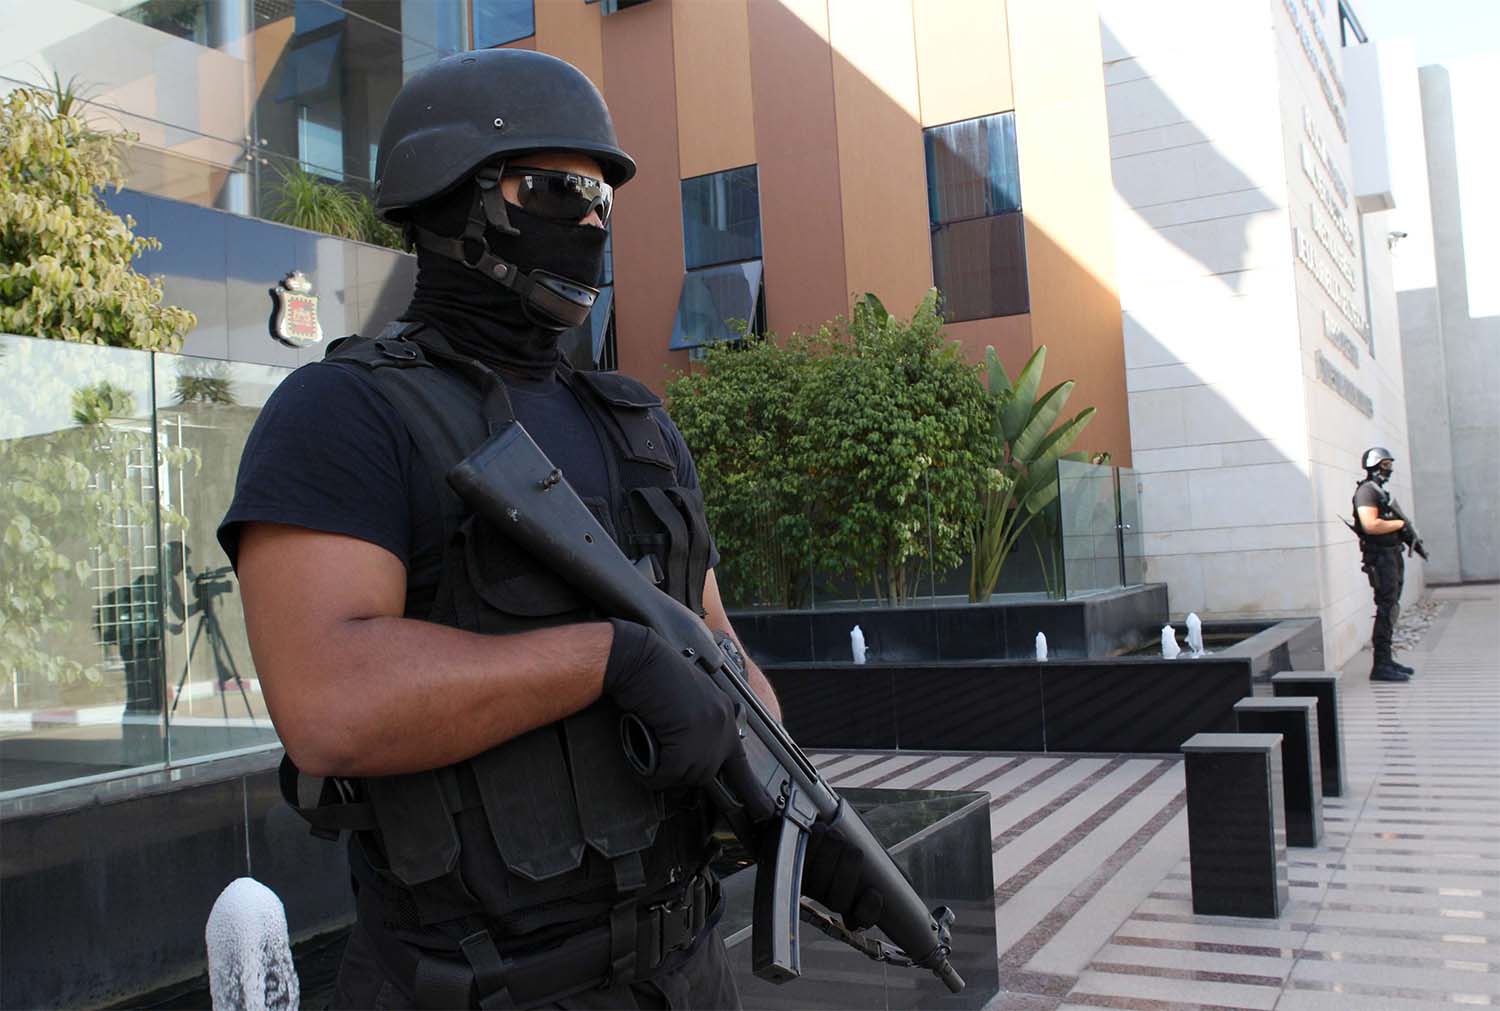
{"left": 603, "top": 618, "right": 741, "bottom": 790}
{"left": 801, "top": 820, "right": 885, "bottom": 930}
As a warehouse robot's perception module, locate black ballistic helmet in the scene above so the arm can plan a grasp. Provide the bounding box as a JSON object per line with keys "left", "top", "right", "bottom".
{"left": 373, "top": 49, "right": 636, "bottom": 223}
{"left": 1361, "top": 446, "right": 1395, "bottom": 473}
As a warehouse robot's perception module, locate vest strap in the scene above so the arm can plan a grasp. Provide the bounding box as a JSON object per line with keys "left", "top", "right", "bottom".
{"left": 607, "top": 901, "right": 638, "bottom": 987}
{"left": 462, "top": 929, "right": 516, "bottom": 1011}
{"left": 631, "top": 487, "right": 690, "bottom": 604}
{"left": 404, "top": 872, "right": 717, "bottom": 1010}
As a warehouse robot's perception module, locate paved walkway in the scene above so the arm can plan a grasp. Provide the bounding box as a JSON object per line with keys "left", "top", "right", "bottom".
{"left": 811, "top": 584, "right": 1500, "bottom": 1010}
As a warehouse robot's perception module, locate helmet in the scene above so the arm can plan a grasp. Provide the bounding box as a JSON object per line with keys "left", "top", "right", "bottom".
{"left": 1361, "top": 447, "right": 1394, "bottom": 473}
{"left": 374, "top": 49, "right": 635, "bottom": 222}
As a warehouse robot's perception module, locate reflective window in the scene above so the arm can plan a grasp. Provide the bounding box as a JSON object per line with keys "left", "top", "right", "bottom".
{"left": 473, "top": 0, "right": 535, "bottom": 48}
{"left": 923, "top": 112, "right": 1028, "bottom": 321}
{"left": 930, "top": 213, "right": 1029, "bottom": 320}
{"left": 602, "top": 0, "right": 653, "bottom": 12}
{"left": 256, "top": 0, "right": 456, "bottom": 204}
{"left": 682, "top": 165, "right": 762, "bottom": 270}
{"left": 671, "top": 260, "right": 765, "bottom": 350}
{"left": 925, "top": 112, "right": 1021, "bottom": 223}
{"left": 0, "top": 336, "right": 290, "bottom": 797}
{"left": 154, "top": 354, "right": 288, "bottom": 765}
{"left": 560, "top": 287, "right": 616, "bottom": 371}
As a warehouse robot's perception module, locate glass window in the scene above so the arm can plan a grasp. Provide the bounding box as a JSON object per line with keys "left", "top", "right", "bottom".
{"left": 0, "top": 337, "right": 292, "bottom": 797}
{"left": 930, "top": 213, "right": 1029, "bottom": 320}
{"left": 560, "top": 287, "right": 615, "bottom": 370}
{"left": 923, "top": 112, "right": 1028, "bottom": 322}
{"left": 154, "top": 353, "right": 288, "bottom": 766}
{"left": 670, "top": 260, "right": 764, "bottom": 350}
{"left": 924, "top": 112, "right": 1021, "bottom": 224}
{"left": 601, "top": 0, "right": 653, "bottom": 12}
{"left": 473, "top": 0, "right": 535, "bottom": 48}
{"left": 681, "top": 165, "right": 762, "bottom": 270}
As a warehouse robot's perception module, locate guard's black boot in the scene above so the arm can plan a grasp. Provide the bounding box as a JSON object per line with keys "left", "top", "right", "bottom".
{"left": 1391, "top": 658, "right": 1416, "bottom": 675}
{"left": 1370, "top": 660, "right": 1411, "bottom": 682}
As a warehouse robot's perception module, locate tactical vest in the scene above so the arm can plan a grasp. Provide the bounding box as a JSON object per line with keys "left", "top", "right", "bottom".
{"left": 1352, "top": 479, "right": 1401, "bottom": 550}
{"left": 279, "top": 323, "right": 717, "bottom": 991}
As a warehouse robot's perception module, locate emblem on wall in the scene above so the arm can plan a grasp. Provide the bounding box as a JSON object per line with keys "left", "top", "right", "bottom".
{"left": 268, "top": 271, "right": 324, "bottom": 348}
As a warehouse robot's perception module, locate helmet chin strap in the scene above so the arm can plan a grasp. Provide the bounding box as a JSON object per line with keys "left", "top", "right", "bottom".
{"left": 409, "top": 165, "right": 598, "bottom": 332}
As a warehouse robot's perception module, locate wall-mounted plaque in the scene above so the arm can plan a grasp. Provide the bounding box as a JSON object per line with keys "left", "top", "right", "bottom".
{"left": 268, "top": 271, "right": 324, "bottom": 348}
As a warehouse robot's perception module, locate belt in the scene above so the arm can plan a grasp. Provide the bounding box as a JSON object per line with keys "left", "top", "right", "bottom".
{"left": 397, "top": 872, "right": 717, "bottom": 1010}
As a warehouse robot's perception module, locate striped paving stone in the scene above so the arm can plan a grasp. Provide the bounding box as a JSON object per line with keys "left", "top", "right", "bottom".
{"left": 800, "top": 585, "right": 1499, "bottom": 1011}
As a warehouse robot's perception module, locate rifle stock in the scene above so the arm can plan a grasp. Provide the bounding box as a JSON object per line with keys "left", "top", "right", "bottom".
{"left": 448, "top": 423, "right": 964, "bottom": 994}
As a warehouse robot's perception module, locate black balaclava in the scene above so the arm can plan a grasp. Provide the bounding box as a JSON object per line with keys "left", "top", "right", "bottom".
{"left": 402, "top": 173, "right": 608, "bottom": 382}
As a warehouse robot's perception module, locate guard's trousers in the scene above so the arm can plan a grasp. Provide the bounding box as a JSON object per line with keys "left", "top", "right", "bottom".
{"left": 1366, "top": 546, "right": 1405, "bottom": 665}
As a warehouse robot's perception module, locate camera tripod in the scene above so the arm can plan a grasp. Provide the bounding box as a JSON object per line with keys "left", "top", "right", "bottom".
{"left": 169, "top": 574, "right": 256, "bottom": 725}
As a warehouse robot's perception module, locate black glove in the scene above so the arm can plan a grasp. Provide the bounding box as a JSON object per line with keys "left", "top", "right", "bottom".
{"left": 603, "top": 619, "right": 740, "bottom": 790}
{"left": 801, "top": 820, "right": 885, "bottom": 930}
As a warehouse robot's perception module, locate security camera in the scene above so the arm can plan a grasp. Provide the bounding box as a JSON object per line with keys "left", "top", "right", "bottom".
{"left": 1387, "top": 230, "right": 1408, "bottom": 249}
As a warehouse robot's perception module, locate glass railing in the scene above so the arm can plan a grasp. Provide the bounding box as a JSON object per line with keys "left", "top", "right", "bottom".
{"left": 0, "top": 335, "right": 293, "bottom": 798}
{"left": 1056, "top": 460, "right": 1147, "bottom": 599}
{"left": 1058, "top": 460, "right": 1122, "bottom": 597}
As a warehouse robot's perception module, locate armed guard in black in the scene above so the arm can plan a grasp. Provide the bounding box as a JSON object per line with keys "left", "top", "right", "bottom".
{"left": 261, "top": 50, "right": 745, "bottom": 1009}
{"left": 1350, "top": 447, "right": 1422, "bottom": 682}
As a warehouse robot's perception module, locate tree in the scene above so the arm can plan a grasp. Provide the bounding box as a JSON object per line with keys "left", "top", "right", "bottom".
{"left": 668, "top": 291, "right": 994, "bottom": 608}
{"left": 667, "top": 327, "right": 827, "bottom": 608}
{"left": 0, "top": 87, "right": 195, "bottom": 349}
{"left": 0, "top": 86, "right": 195, "bottom": 693}
{"left": 809, "top": 292, "right": 993, "bottom": 605}
{"left": 969, "top": 346, "right": 1096, "bottom": 602}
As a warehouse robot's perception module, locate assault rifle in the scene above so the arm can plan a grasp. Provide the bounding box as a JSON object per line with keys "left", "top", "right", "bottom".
{"left": 1345, "top": 485, "right": 1429, "bottom": 561}
{"left": 449, "top": 423, "right": 964, "bottom": 995}
{"left": 1384, "top": 494, "right": 1429, "bottom": 560}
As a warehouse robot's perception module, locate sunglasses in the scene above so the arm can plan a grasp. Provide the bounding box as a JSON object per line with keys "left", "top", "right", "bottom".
{"left": 506, "top": 167, "right": 614, "bottom": 225}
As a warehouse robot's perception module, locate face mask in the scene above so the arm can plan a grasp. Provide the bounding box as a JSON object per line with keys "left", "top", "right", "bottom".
{"left": 495, "top": 204, "right": 610, "bottom": 327}
{"left": 404, "top": 189, "right": 609, "bottom": 379}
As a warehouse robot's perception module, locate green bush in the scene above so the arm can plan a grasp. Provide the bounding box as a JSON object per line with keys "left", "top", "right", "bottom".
{"left": 667, "top": 326, "right": 826, "bottom": 608}
{"left": 266, "top": 162, "right": 366, "bottom": 241}
{"left": 266, "top": 163, "right": 407, "bottom": 251}
{"left": 0, "top": 87, "right": 195, "bottom": 349}
{"left": 668, "top": 291, "right": 995, "bottom": 607}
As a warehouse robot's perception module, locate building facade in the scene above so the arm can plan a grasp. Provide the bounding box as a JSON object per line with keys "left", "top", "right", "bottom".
{"left": 5, "top": 0, "right": 1134, "bottom": 455}
{"left": 1099, "top": 0, "right": 1439, "bottom": 668}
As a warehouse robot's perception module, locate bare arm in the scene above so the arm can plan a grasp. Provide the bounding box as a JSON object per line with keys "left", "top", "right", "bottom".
{"left": 1357, "top": 505, "right": 1404, "bottom": 536}
{"left": 238, "top": 522, "right": 612, "bottom": 778}
{"left": 702, "top": 568, "right": 782, "bottom": 721}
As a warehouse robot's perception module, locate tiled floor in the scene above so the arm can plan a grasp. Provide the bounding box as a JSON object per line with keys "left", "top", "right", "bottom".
{"left": 811, "top": 585, "right": 1500, "bottom": 1011}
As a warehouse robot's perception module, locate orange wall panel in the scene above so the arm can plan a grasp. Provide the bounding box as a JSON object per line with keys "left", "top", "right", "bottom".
{"left": 944, "top": 314, "right": 1033, "bottom": 373}
{"left": 913, "top": 0, "right": 1015, "bottom": 127}
{"left": 673, "top": 0, "right": 757, "bottom": 179}
{"left": 748, "top": 0, "right": 849, "bottom": 336}
{"left": 601, "top": 2, "right": 688, "bottom": 390}
{"left": 1006, "top": 0, "right": 1130, "bottom": 464}
{"left": 534, "top": 0, "right": 606, "bottom": 92}
{"left": 827, "top": 0, "right": 934, "bottom": 321}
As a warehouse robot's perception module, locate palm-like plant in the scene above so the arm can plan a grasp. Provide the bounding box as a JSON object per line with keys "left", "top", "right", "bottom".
{"left": 356, "top": 194, "right": 407, "bottom": 250}
{"left": 266, "top": 163, "right": 365, "bottom": 240}
{"left": 969, "top": 345, "right": 1096, "bottom": 602}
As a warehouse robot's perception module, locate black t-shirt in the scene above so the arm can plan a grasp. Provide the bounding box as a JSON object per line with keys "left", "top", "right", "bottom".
{"left": 218, "top": 362, "right": 716, "bottom": 616}
{"left": 1353, "top": 480, "right": 1385, "bottom": 513}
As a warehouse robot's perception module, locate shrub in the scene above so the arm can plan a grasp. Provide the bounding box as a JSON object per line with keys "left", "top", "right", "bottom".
{"left": 0, "top": 87, "right": 195, "bottom": 349}
{"left": 668, "top": 291, "right": 995, "bottom": 607}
